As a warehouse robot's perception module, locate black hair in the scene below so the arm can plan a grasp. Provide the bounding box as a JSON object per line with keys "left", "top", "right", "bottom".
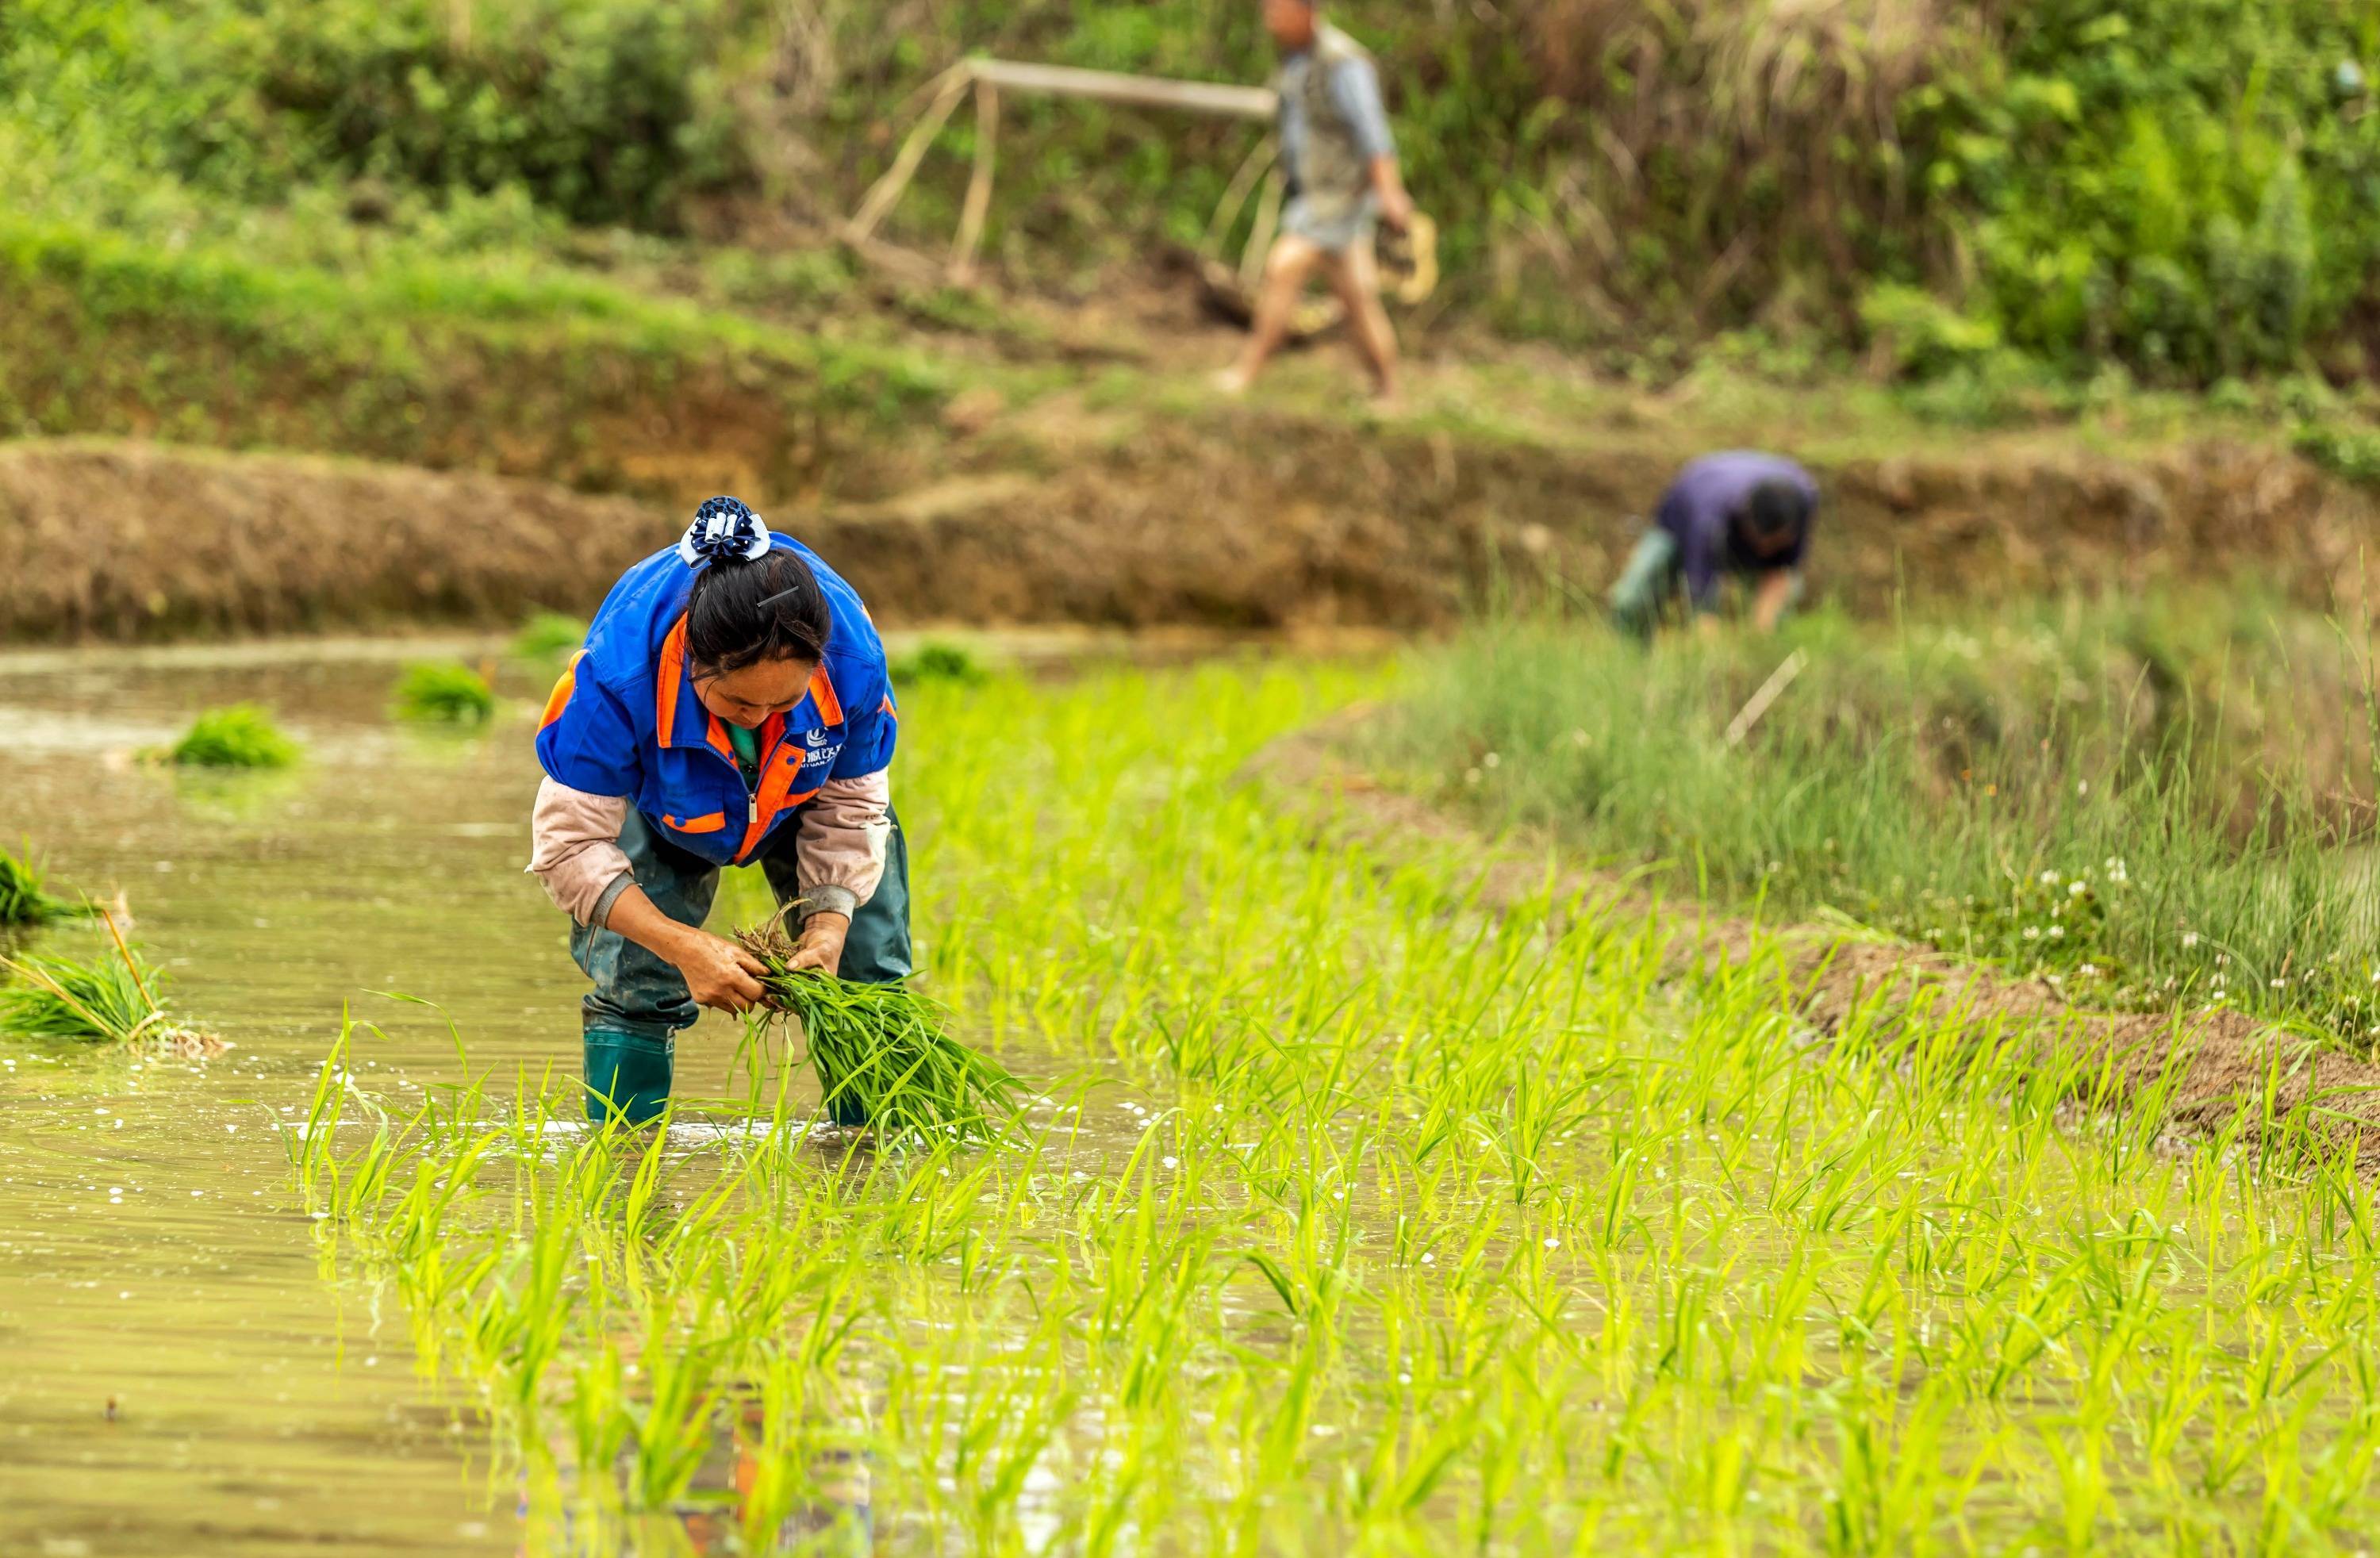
{"left": 1741, "top": 479, "right": 1812, "bottom": 545}
{"left": 686, "top": 549, "right": 831, "bottom": 676}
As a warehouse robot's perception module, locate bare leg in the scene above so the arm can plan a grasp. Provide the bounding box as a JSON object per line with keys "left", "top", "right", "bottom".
{"left": 1216, "top": 235, "right": 1325, "bottom": 396}
{"left": 1323, "top": 238, "right": 1400, "bottom": 403}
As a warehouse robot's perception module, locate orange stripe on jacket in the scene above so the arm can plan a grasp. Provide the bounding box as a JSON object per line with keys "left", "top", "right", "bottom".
{"left": 808, "top": 665, "right": 843, "bottom": 727}
{"left": 538, "top": 650, "right": 587, "bottom": 731}
{"left": 654, "top": 617, "right": 689, "bottom": 747}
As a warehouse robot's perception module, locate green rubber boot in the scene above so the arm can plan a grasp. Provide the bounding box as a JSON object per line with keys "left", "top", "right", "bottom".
{"left": 584, "top": 1029, "right": 674, "bottom": 1126}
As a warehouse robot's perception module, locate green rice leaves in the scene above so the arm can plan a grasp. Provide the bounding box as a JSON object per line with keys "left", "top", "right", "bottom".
{"left": 0, "top": 918, "right": 217, "bottom": 1053}
{"left": 512, "top": 612, "right": 589, "bottom": 663}
{"left": 393, "top": 661, "right": 496, "bottom": 724}
{"left": 0, "top": 842, "right": 86, "bottom": 925}
{"left": 739, "top": 926, "right": 1018, "bottom": 1144}
{"left": 889, "top": 641, "right": 989, "bottom": 688}
{"left": 168, "top": 704, "right": 300, "bottom": 768}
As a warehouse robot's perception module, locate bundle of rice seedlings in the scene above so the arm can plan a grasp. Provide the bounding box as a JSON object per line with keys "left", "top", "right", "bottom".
{"left": 512, "top": 612, "right": 589, "bottom": 662}
{"left": 0, "top": 915, "right": 223, "bottom": 1056}
{"left": 0, "top": 842, "right": 87, "bottom": 926}
{"left": 889, "top": 642, "right": 988, "bottom": 688}
{"left": 393, "top": 661, "right": 497, "bottom": 724}
{"left": 168, "top": 704, "right": 300, "bottom": 768}
{"left": 738, "top": 924, "right": 1018, "bottom": 1143}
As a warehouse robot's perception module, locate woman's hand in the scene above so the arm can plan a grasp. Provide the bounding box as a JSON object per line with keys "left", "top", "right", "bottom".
{"left": 670, "top": 929, "right": 771, "bottom": 1014}
{"left": 604, "top": 885, "right": 769, "bottom": 1014}
{"left": 788, "top": 911, "right": 851, "bottom": 976}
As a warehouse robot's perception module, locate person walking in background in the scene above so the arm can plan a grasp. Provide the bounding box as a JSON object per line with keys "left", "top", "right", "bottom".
{"left": 1215, "top": 0, "right": 1414, "bottom": 404}
{"left": 1610, "top": 452, "right": 1819, "bottom": 639}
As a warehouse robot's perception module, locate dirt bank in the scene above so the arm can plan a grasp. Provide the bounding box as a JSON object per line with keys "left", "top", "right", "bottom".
{"left": 5, "top": 420, "right": 2378, "bottom": 642}
{"left": 1248, "top": 712, "right": 2380, "bottom": 1177}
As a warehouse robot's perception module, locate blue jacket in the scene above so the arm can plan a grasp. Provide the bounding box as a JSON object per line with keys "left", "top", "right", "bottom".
{"left": 536, "top": 535, "right": 896, "bottom": 867}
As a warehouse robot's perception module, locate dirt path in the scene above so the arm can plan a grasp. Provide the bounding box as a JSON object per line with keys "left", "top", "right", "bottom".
{"left": 1247, "top": 709, "right": 2380, "bottom": 1177}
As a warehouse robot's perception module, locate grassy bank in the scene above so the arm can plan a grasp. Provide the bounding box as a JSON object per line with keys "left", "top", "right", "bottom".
{"left": 1368, "top": 594, "right": 2380, "bottom": 1046}
{"left": 294, "top": 659, "right": 2380, "bottom": 1548}
{"left": 0, "top": 218, "right": 962, "bottom": 495}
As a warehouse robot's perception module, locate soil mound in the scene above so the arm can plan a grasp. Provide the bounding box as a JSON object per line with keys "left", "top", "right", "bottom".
{"left": 3, "top": 424, "right": 2376, "bottom": 643}
{"left": 0, "top": 441, "right": 665, "bottom": 641}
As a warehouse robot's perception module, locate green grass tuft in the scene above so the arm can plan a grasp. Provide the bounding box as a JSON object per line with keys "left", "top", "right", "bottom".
{"left": 889, "top": 642, "right": 989, "bottom": 688}
{"left": 168, "top": 704, "right": 300, "bottom": 768}
{"left": 0, "top": 842, "right": 86, "bottom": 926}
{"left": 511, "top": 612, "right": 589, "bottom": 662}
{"left": 393, "top": 662, "right": 496, "bottom": 725}
{"left": 0, "top": 920, "right": 203, "bottom": 1047}
{"left": 739, "top": 924, "right": 1019, "bottom": 1143}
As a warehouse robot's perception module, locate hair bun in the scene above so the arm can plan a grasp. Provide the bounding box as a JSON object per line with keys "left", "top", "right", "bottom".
{"left": 676, "top": 495, "right": 773, "bottom": 566}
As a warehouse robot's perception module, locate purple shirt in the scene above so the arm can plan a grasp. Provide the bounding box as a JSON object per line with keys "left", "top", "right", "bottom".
{"left": 1656, "top": 452, "right": 1818, "bottom": 611}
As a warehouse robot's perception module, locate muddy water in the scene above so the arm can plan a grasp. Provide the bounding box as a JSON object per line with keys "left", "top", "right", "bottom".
{"left": 0, "top": 641, "right": 692, "bottom": 1555}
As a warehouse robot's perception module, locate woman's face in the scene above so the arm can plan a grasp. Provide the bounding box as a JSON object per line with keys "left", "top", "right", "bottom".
{"left": 692, "top": 656, "right": 817, "bottom": 731}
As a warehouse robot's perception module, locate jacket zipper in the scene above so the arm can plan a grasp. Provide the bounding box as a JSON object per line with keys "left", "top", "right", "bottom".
{"left": 704, "top": 723, "right": 790, "bottom": 862}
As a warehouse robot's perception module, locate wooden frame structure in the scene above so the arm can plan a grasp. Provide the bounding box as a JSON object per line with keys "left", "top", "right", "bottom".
{"left": 846, "top": 59, "right": 1278, "bottom": 286}
{"left": 843, "top": 56, "right": 1436, "bottom": 327}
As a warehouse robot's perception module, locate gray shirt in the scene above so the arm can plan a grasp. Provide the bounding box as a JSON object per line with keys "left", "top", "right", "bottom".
{"left": 1278, "top": 40, "right": 1395, "bottom": 198}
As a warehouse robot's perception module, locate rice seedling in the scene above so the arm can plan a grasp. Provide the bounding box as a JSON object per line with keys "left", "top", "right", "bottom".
{"left": 0, "top": 913, "right": 215, "bottom": 1052}
{"left": 510, "top": 611, "right": 589, "bottom": 662}
{"left": 392, "top": 661, "right": 496, "bottom": 724}
{"left": 889, "top": 641, "right": 988, "bottom": 687}
{"left": 0, "top": 840, "right": 86, "bottom": 925}
{"left": 738, "top": 921, "right": 1019, "bottom": 1142}
{"left": 294, "top": 658, "right": 2380, "bottom": 1551}
{"left": 165, "top": 704, "right": 299, "bottom": 768}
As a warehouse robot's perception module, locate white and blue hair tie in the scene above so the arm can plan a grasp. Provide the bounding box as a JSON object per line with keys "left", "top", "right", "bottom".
{"left": 677, "top": 495, "right": 773, "bottom": 566}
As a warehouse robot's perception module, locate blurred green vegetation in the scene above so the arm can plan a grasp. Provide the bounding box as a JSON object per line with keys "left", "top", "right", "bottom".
{"left": 8, "top": 0, "right": 2380, "bottom": 400}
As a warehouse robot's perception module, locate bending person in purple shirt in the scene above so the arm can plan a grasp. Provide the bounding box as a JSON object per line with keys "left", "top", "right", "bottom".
{"left": 1609, "top": 452, "right": 1818, "bottom": 639}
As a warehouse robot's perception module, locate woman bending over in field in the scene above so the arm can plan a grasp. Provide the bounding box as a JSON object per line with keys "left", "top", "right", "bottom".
{"left": 528, "top": 497, "right": 907, "bottom": 1126}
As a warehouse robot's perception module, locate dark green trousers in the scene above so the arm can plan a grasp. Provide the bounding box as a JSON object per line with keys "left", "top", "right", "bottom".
{"left": 575, "top": 808, "right": 912, "bottom": 1124}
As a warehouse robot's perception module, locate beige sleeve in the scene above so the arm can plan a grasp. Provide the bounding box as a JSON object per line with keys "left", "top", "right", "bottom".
{"left": 792, "top": 769, "right": 892, "bottom": 920}
{"left": 527, "top": 777, "right": 635, "bottom": 927}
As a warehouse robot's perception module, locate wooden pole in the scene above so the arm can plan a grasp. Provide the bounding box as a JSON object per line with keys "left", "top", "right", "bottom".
{"left": 846, "top": 64, "right": 975, "bottom": 247}
{"left": 950, "top": 82, "right": 1000, "bottom": 284}
{"left": 1725, "top": 649, "right": 1809, "bottom": 748}
{"left": 965, "top": 59, "right": 1275, "bottom": 120}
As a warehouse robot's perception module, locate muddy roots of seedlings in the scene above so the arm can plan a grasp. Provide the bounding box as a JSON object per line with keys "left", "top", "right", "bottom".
{"left": 737, "top": 924, "right": 1018, "bottom": 1144}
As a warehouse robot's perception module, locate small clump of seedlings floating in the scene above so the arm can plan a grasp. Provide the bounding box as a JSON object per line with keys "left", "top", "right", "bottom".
{"left": 0, "top": 914, "right": 224, "bottom": 1057}
{"left": 393, "top": 661, "right": 497, "bottom": 724}
{"left": 889, "top": 641, "right": 989, "bottom": 688}
{"left": 511, "top": 612, "right": 588, "bottom": 663}
{"left": 738, "top": 922, "right": 1018, "bottom": 1144}
{"left": 167, "top": 704, "right": 300, "bottom": 768}
{"left": 0, "top": 842, "right": 88, "bottom": 926}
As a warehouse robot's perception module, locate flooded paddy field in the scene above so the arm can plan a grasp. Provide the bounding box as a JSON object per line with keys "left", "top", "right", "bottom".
{"left": 8, "top": 641, "right": 2380, "bottom": 1554}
